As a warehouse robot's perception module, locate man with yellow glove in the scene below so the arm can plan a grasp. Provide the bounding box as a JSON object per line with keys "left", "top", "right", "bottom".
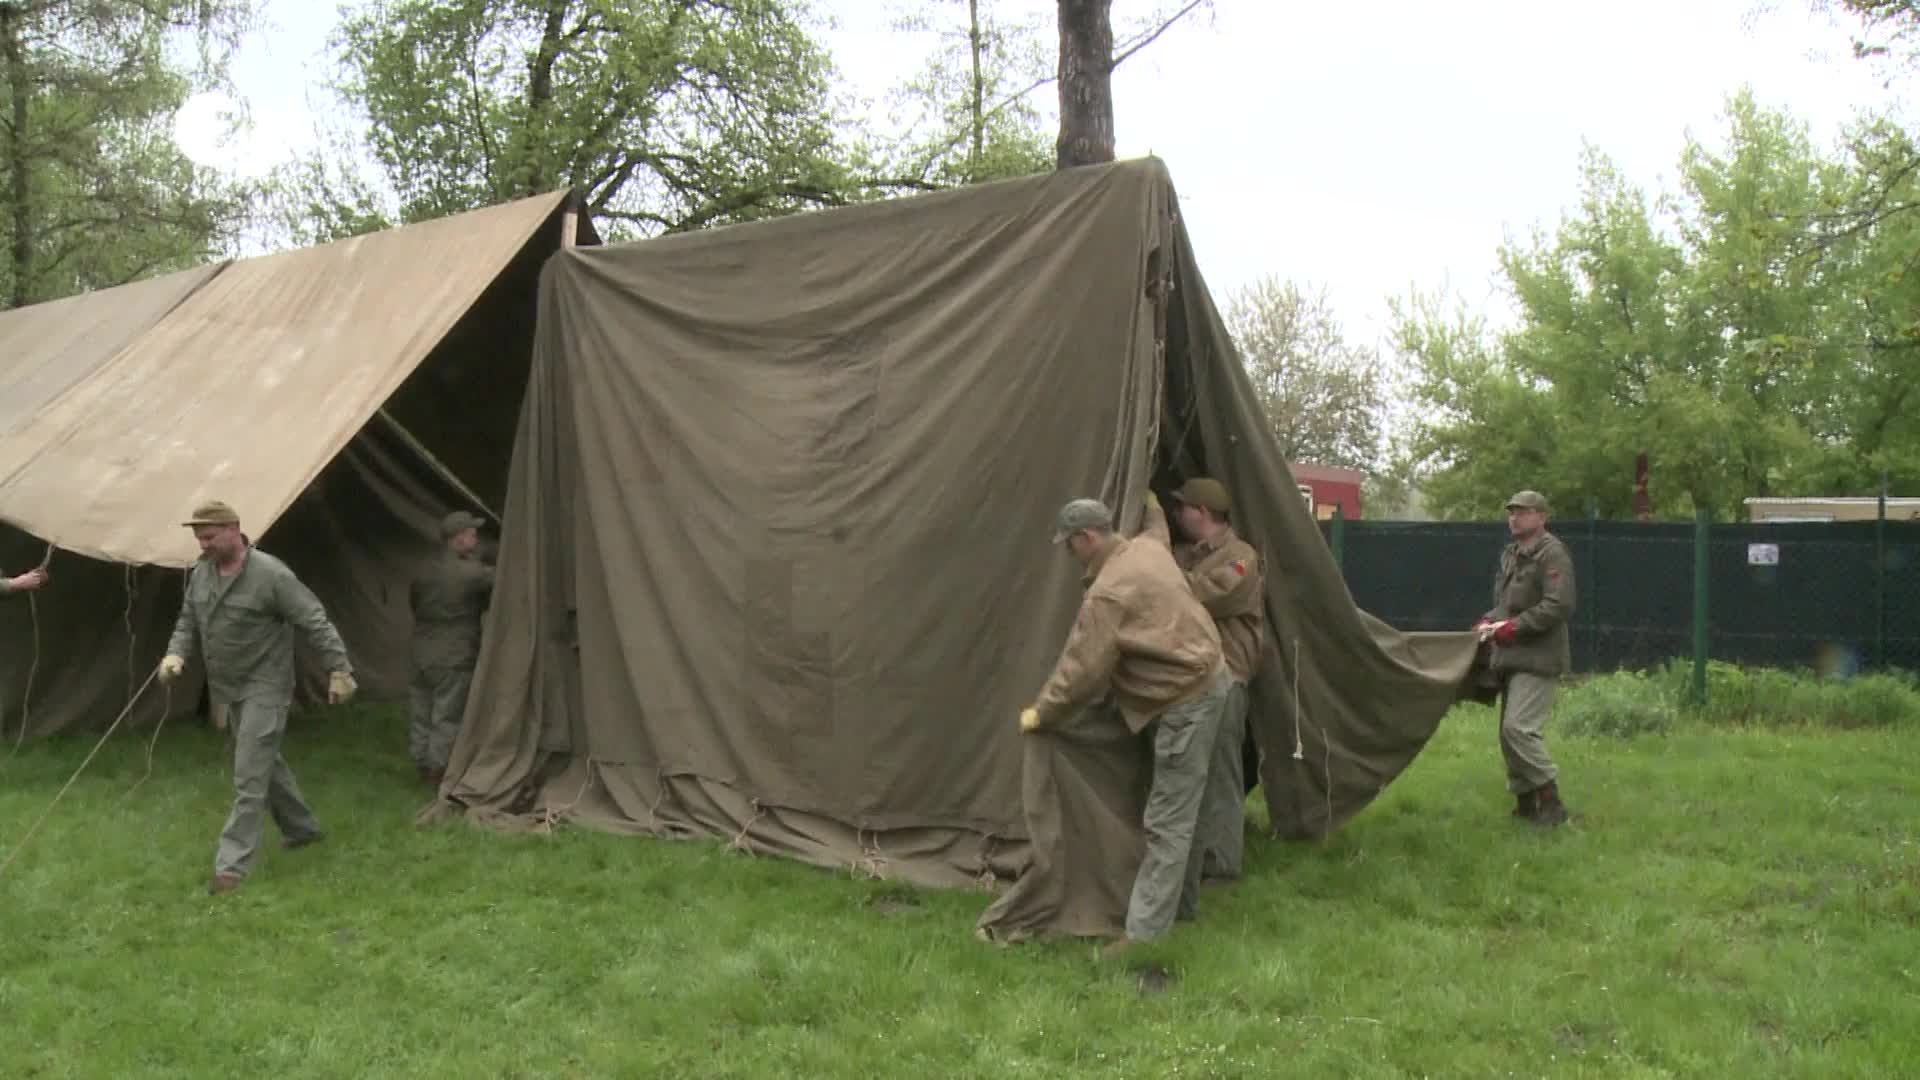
{"left": 1021, "top": 495, "right": 1229, "bottom": 955}
{"left": 158, "top": 500, "right": 357, "bottom": 895}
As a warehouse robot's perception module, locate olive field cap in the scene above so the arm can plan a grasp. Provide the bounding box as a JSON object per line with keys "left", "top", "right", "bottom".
{"left": 182, "top": 500, "right": 241, "bottom": 527}
{"left": 1172, "top": 477, "right": 1231, "bottom": 513}
{"left": 1505, "top": 490, "right": 1550, "bottom": 513}
{"left": 1052, "top": 498, "right": 1114, "bottom": 544}
{"left": 441, "top": 510, "right": 486, "bottom": 539}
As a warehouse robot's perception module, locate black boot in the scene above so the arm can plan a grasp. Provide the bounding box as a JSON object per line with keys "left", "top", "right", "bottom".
{"left": 1530, "top": 781, "right": 1569, "bottom": 827}
{"left": 1512, "top": 788, "right": 1536, "bottom": 819}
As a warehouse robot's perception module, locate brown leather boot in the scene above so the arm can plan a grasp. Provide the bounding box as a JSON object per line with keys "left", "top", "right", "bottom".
{"left": 1530, "top": 781, "right": 1569, "bottom": 827}
{"left": 1512, "top": 788, "right": 1537, "bottom": 819}
{"left": 209, "top": 873, "right": 242, "bottom": 896}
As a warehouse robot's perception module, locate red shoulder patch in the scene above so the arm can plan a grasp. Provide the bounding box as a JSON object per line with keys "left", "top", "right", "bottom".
{"left": 1548, "top": 570, "right": 1561, "bottom": 582}
{"left": 1232, "top": 560, "right": 1246, "bottom": 576}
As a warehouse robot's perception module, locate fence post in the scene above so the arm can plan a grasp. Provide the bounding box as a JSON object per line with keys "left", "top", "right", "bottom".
{"left": 1329, "top": 504, "right": 1345, "bottom": 572}
{"left": 1586, "top": 497, "right": 1599, "bottom": 673}
{"left": 1692, "top": 504, "right": 1710, "bottom": 708}
{"left": 1877, "top": 471, "right": 1888, "bottom": 671}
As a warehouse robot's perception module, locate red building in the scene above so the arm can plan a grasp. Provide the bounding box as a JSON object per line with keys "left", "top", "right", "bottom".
{"left": 1290, "top": 462, "right": 1364, "bottom": 521}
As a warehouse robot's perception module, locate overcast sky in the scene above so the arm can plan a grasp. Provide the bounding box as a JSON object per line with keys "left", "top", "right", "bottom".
{"left": 174, "top": 0, "right": 1910, "bottom": 349}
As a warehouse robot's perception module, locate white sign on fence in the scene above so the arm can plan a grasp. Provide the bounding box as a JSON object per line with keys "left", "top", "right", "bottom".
{"left": 1747, "top": 543, "right": 1780, "bottom": 566}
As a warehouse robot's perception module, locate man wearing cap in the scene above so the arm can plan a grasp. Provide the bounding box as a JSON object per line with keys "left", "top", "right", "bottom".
{"left": 0, "top": 564, "right": 48, "bottom": 597}
{"left": 1145, "top": 477, "right": 1265, "bottom": 882}
{"left": 1476, "top": 490, "right": 1576, "bottom": 827}
{"left": 1020, "top": 494, "right": 1230, "bottom": 955}
{"left": 157, "top": 500, "right": 357, "bottom": 894}
{"left": 408, "top": 510, "right": 495, "bottom": 785}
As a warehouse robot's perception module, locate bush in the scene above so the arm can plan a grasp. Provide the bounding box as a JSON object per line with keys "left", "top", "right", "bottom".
{"left": 1556, "top": 660, "right": 1920, "bottom": 736}
{"left": 1555, "top": 671, "right": 1678, "bottom": 738}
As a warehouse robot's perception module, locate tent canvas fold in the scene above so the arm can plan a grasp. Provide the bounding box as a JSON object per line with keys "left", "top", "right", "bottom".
{"left": 432, "top": 158, "right": 1484, "bottom": 940}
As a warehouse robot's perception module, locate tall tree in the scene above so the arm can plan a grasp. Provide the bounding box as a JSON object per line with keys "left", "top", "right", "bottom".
{"left": 276, "top": 0, "right": 918, "bottom": 245}
{"left": 1051, "top": 0, "right": 1208, "bottom": 169}
{"left": 1228, "top": 277, "right": 1388, "bottom": 473}
{"left": 0, "top": 0, "right": 254, "bottom": 307}
{"left": 1396, "top": 89, "right": 1910, "bottom": 521}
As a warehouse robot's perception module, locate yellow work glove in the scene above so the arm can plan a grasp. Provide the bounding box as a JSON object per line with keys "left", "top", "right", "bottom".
{"left": 1145, "top": 491, "right": 1160, "bottom": 513}
{"left": 1019, "top": 707, "right": 1041, "bottom": 734}
{"left": 327, "top": 670, "right": 358, "bottom": 705}
{"left": 157, "top": 655, "right": 185, "bottom": 683}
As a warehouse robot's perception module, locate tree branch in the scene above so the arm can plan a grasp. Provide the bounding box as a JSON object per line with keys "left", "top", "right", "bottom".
{"left": 1109, "top": 0, "right": 1208, "bottom": 71}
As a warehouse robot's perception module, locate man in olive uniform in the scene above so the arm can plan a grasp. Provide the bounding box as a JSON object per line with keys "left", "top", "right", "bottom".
{"left": 1144, "top": 477, "right": 1264, "bottom": 883}
{"left": 408, "top": 509, "right": 494, "bottom": 785}
{"left": 157, "top": 500, "right": 357, "bottom": 894}
{"left": 1021, "top": 495, "right": 1230, "bottom": 954}
{"left": 1, "top": 564, "right": 48, "bottom": 596}
{"left": 1475, "top": 490, "right": 1576, "bottom": 827}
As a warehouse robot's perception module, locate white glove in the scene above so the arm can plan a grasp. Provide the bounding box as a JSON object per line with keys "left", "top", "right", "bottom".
{"left": 157, "top": 655, "right": 185, "bottom": 683}
{"left": 327, "top": 670, "right": 358, "bottom": 705}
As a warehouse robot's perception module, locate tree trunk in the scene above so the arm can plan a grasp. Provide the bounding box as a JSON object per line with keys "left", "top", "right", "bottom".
{"left": 967, "top": 0, "right": 985, "bottom": 176}
{"left": 1054, "top": 0, "right": 1115, "bottom": 170}
{"left": 1, "top": 2, "right": 31, "bottom": 309}
{"left": 517, "top": 0, "right": 570, "bottom": 196}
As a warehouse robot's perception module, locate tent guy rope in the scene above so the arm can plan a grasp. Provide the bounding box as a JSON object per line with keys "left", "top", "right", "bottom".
{"left": 10, "top": 540, "right": 55, "bottom": 754}
{"left": 0, "top": 668, "right": 158, "bottom": 881}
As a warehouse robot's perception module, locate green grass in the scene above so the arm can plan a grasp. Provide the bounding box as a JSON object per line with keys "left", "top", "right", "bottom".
{"left": 2, "top": 692, "right": 1917, "bottom": 1078}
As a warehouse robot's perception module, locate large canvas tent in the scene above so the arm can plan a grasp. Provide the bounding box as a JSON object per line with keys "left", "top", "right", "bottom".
{"left": 431, "top": 158, "right": 1483, "bottom": 940}
{"left": 0, "top": 191, "right": 595, "bottom": 739}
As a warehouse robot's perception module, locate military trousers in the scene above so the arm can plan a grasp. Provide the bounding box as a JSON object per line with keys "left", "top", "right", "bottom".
{"left": 215, "top": 700, "right": 321, "bottom": 879}
{"left": 1125, "top": 672, "right": 1228, "bottom": 942}
{"left": 1499, "top": 671, "right": 1559, "bottom": 793}
{"left": 409, "top": 665, "right": 473, "bottom": 772}
{"left": 1198, "top": 678, "right": 1249, "bottom": 881}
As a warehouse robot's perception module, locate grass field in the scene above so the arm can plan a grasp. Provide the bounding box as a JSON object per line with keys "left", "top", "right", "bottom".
{"left": 1, "top": 682, "right": 1917, "bottom": 1078}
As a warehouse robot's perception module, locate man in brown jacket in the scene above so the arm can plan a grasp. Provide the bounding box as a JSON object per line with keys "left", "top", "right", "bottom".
{"left": 1476, "top": 490, "right": 1576, "bottom": 827}
{"left": 1144, "top": 477, "right": 1264, "bottom": 882}
{"left": 1021, "top": 495, "right": 1230, "bottom": 953}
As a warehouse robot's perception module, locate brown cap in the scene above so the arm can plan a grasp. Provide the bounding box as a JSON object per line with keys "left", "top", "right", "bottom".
{"left": 1172, "top": 477, "right": 1231, "bottom": 513}
{"left": 182, "top": 500, "right": 241, "bottom": 527}
{"left": 440, "top": 510, "right": 486, "bottom": 540}
{"left": 1505, "top": 490, "right": 1550, "bottom": 513}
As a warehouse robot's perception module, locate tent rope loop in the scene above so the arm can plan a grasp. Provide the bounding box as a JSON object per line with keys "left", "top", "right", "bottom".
{"left": 539, "top": 756, "right": 595, "bottom": 834}
{"left": 644, "top": 767, "right": 668, "bottom": 831}
{"left": 728, "top": 799, "right": 763, "bottom": 854}
{"left": 853, "top": 827, "right": 887, "bottom": 880}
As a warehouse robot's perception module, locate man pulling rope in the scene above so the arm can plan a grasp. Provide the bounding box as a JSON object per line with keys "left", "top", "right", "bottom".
{"left": 156, "top": 500, "right": 358, "bottom": 896}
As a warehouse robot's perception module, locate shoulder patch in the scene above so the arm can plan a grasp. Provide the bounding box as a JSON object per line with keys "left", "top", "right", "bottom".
{"left": 1232, "top": 560, "right": 1246, "bottom": 576}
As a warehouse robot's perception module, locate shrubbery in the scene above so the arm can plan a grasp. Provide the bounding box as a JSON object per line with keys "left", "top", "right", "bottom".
{"left": 1543, "top": 660, "right": 1920, "bottom": 738}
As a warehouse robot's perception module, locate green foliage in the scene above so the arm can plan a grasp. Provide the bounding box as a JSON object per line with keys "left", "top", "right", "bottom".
{"left": 1395, "top": 88, "right": 1920, "bottom": 521}
{"left": 3, "top": 706, "right": 1918, "bottom": 1073}
{"left": 1556, "top": 671, "right": 1679, "bottom": 738}
{"left": 1230, "top": 276, "right": 1388, "bottom": 473}
{"left": 870, "top": 0, "right": 1054, "bottom": 186}
{"left": 275, "top": 0, "right": 882, "bottom": 244}
{"left": 1552, "top": 659, "right": 1920, "bottom": 738}
{"left": 0, "top": 0, "right": 256, "bottom": 307}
